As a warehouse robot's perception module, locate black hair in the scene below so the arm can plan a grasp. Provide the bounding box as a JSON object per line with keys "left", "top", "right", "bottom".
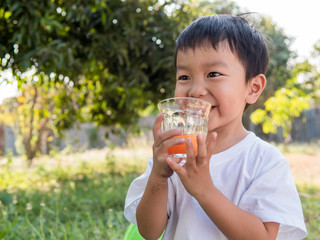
{"left": 175, "top": 14, "right": 269, "bottom": 82}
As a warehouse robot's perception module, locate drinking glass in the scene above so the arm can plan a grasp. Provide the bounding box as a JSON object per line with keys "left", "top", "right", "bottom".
{"left": 158, "top": 97, "right": 211, "bottom": 159}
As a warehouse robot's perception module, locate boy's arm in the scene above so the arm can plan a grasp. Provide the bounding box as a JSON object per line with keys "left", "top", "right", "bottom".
{"left": 136, "top": 114, "right": 185, "bottom": 239}
{"left": 167, "top": 133, "right": 279, "bottom": 240}
{"left": 136, "top": 172, "right": 168, "bottom": 240}
{"left": 197, "top": 184, "right": 279, "bottom": 240}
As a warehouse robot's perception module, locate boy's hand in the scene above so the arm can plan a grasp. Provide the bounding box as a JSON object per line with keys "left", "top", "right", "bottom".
{"left": 167, "top": 132, "right": 217, "bottom": 198}
{"left": 152, "top": 114, "right": 186, "bottom": 179}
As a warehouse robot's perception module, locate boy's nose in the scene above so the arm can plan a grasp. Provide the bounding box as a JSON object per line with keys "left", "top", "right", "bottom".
{"left": 188, "top": 81, "right": 209, "bottom": 98}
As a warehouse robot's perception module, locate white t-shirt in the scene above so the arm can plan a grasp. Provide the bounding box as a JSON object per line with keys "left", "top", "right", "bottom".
{"left": 124, "top": 132, "right": 307, "bottom": 239}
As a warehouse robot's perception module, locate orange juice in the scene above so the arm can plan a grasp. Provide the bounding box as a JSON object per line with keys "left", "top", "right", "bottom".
{"left": 168, "top": 134, "right": 198, "bottom": 155}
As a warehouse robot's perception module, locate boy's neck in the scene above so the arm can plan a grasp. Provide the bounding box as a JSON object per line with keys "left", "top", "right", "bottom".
{"left": 210, "top": 125, "right": 249, "bottom": 154}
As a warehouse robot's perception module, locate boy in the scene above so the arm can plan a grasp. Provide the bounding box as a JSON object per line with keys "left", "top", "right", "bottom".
{"left": 124, "top": 14, "right": 307, "bottom": 239}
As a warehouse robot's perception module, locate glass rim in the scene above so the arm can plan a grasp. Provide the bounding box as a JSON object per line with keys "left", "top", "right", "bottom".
{"left": 157, "top": 97, "right": 211, "bottom": 107}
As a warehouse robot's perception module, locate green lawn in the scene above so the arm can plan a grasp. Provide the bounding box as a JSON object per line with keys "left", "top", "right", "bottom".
{"left": 0, "top": 143, "right": 319, "bottom": 239}
{"left": 298, "top": 184, "right": 320, "bottom": 239}
{"left": 0, "top": 148, "right": 145, "bottom": 240}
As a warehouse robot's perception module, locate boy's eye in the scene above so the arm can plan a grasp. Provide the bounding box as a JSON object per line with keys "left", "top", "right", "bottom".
{"left": 178, "top": 75, "right": 190, "bottom": 81}
{"left": 208, "top": 72, "right": 221, "bottom": 78}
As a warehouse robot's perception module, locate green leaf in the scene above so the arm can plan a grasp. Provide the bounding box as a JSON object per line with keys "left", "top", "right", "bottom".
{"left": 4, "top": 11, "right": 12, "bottom": 19}
{"left": 250, "top": 109, "right": 267, "bottom": 124}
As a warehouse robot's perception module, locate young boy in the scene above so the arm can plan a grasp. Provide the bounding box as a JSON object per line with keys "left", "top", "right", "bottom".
{"left": 124, "top": 14, "right": 307, "bottom": 239}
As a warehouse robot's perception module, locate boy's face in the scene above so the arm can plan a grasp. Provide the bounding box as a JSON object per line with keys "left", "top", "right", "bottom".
{"left": 175, "top": 43, "right": 251, "bottom": 134}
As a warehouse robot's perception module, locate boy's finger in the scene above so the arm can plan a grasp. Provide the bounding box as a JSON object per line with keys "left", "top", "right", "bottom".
{"left": 157, "top": 136, "right": 186, "bottom": 153}
{"left": 154, "top": 128, "right": 183, "bottom": 150}
{"left": 153, "top": 114, "right": 184, "bottom": 145}
{"left": 206, "top": 132, "right": 217, "bottom": 159}
{"left": 197, "top": 134, "right": 207, "bottom": 164}
{"left": 153, "top": 114, "right": 164, "bottom": 141}
{"left": 167, "top": 157, "right": 184, "bottom": 175}
{"left": 185, "top": 137, "right": 196, "bottom": 167}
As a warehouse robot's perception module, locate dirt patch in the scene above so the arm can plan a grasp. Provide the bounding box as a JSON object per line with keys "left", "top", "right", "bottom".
{"left": 285, "top": 153, "right": 320, "bottom": 186}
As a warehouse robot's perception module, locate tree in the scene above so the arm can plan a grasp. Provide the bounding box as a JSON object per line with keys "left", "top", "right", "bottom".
{"left": 311, "top": 40, "right": 320, "bottom": 105}
{"left": 250, "top": 62, "right": 314, "bottom": 143}
{"left": 1, "top": 0, "right": 180, "bottom": 131}
{"left": 256, "top": 17, "right": 294, "bottom": 105}
{"left": 250, "top": 86, "right": 311, "bottom": 143}
{"left": 0, "top": 0, "right": 294, "bottom": 133}
{"left": 0, "top": 72, "right": 77, "bottom": 164}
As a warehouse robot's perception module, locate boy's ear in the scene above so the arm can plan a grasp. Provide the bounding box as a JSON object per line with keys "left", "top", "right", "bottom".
{"left": 246, "top": 74, "right": 266, "bottom": 104}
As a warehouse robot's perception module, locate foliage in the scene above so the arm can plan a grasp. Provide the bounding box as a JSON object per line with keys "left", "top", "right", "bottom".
{"left": 0, "top": 72, "right": 79, "bottom": 163}
{"left": 257, "top": 17, "right": 294, "bottom": 104}
{"left": 250, "top": 85, "right": 310, "bottom": 141}
{"left": 0, "top": 0, "right": 181, "bottom": 130}
{"left": 250, "top": 59, "right": 319, "bottom": 142}
{"left": 294, "top": 60, "right": 320, "bottom": 107}
{"left": 311, "top": 41, "right": 320, "bottom": 104}
{"left": 0, "top": 83, "right": 51, "bottom": 162}
{"left": 0, "top": 0, "right": 295, "bottom": 132}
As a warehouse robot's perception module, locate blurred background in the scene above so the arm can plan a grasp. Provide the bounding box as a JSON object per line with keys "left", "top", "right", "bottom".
{"left": 0, "top": 0, "right": 319, "bottom": 239}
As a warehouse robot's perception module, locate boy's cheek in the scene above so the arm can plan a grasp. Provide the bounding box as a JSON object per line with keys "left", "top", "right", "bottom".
{"left": 174, "top": 90, "right": 184, "bottom": 98}
{"left": 174, "top": 84, "right": 189, "bottom": 97}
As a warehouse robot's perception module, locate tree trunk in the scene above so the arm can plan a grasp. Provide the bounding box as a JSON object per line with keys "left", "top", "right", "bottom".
{"left": 24, "top": 85, "right": 38, "bottom": 166}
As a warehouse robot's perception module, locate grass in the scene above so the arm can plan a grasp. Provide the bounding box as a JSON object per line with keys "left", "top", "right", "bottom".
{"left": 0, "top": 147, "right": 147, "bottom": 240}
{"left": 0, "top": 138, "right": 319, "bottom": 239}
{"left": 276, "top": 141, "right": 320, "bottom": 155}
{"left": 298, "top": 184, "right": 320, "bottom": 239}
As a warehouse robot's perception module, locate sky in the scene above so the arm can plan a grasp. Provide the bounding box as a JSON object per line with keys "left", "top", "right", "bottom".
{"left": 0, "top": 71, "right": 18, "bottom": 104}
{"left": 233, "top": 0, "right": 320, "bottom": 59}
{"left": 1, "top": 0, "right": 320, "bottom": 103}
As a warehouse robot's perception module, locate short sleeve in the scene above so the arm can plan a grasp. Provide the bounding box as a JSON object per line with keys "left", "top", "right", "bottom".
{"left": 124, "top": 157, "right": 153, "bottom": 225}
{"left": 238, "top": 149, "right": 307, "bottom": 239}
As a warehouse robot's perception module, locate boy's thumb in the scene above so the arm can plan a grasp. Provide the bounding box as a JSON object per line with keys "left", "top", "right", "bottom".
{"left": 153, "top": 114, "right": 164, "bottom": 140}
